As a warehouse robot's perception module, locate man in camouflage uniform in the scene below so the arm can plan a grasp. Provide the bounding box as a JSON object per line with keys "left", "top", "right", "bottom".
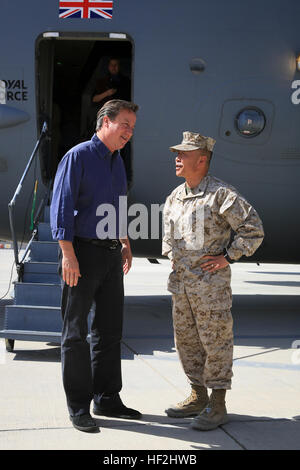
{"left": 162, "top": 131, "right": 264, "bottom": 431}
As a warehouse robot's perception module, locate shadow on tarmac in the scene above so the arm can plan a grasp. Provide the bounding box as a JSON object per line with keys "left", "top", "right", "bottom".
{"left": 90, "top": 413, "right": 300, "bottom": 450}
{"left": 231, "top": 294, "right": 300, "bottom": 350}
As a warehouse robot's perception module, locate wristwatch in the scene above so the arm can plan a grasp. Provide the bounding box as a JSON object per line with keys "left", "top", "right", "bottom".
{"left": 223, "top": 248, "right": 235, "bottom": 264}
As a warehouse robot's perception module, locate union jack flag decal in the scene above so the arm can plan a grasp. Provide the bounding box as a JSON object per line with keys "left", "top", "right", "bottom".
{"left": 59, "top": 0, "right": 113, "bottom": 19}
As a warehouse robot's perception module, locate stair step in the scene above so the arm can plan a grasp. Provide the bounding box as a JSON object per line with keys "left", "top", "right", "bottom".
{"left": 14, "top": 283, "right": 62, "bottom": 307}
{"left": 4, "top": 305, "right": 62, "bottom": 333}
{"left": 37, "top": 222, "right": 53, "bottom": 241}
{"left": 0, "top": 329, "right": 61, "bottom": 343}
{"left": 23, "top": 261, "right": 60, "bottom": 283}
{"left": 29, "top": 241, "right": 59, "bottom": 262}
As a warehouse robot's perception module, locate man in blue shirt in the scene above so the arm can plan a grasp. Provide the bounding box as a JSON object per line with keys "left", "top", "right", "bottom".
{"left": 50, "top": 99, "right": 141, "bottom": 432}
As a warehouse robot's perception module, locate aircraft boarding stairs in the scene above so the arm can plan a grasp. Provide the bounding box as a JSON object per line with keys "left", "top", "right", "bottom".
{"left": 0, "top": 205, "right": 64, "bottom": 351}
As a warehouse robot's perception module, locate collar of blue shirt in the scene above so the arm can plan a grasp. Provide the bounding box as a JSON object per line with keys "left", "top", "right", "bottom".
{"left": 91, "top": 133, "right": 120, "bottom": 160}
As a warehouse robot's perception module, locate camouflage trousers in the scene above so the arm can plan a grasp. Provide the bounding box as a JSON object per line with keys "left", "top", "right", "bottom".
{"left": 172, "top": 288, "right": 234, "bottom": 390}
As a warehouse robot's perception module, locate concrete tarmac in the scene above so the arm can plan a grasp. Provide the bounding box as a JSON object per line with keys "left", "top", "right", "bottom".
{"left": 0, "top": 249, "right": 299, "bottom": 452}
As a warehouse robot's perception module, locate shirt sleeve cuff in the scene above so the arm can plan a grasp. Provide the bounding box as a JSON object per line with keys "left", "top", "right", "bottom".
{"left": 226, "top": 247, "right": 241, "bottom": 262}
{"left": 51, "top": 227, "right": 73, "bottom": 241}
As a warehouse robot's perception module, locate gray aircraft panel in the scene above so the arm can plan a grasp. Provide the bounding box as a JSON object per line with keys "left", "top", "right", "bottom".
{"left": 0, "top": 0, "right": 299, "bottom": 261}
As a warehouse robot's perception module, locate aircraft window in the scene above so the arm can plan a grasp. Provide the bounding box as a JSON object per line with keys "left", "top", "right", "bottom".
{"left": 189, "top": 58, "right": 206, "bottom": 74}
{"left": 235, "top": 107, "right": 266, "bottom": 137}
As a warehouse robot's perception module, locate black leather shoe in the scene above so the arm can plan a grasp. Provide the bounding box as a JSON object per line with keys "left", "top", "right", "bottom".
{"left": 70, "top": 413, "right": 99, "bottom": 432}
{"left": 93, "top": 401, "right": 142, "bottom": 419}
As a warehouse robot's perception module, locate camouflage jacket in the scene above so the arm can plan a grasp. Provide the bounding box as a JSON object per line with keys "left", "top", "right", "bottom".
{"left": 162, "top": 174, "right": 264, "bottom": 302}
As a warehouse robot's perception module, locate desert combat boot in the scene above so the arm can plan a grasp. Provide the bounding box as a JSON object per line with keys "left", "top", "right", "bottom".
{"left": 165, "top": 385, "right": 209, "bottom": 418}
{"left": 191, "top": 389, "right": 228, "bottom": 431}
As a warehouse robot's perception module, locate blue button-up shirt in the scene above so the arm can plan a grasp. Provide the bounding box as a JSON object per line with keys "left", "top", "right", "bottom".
{"left": 50, "top": 134, "right": 127, "bottom": 241}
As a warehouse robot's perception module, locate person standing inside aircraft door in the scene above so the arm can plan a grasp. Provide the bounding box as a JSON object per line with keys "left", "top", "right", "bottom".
{"left": 92, "top": 58, "right": 131, "bottom": 107}
{"left": 91, "top": 58, "right": 132, "bottom": 185}
{"left": 162, "top": 131, "right": 264, "bottom": 431}
{"left": 50, "top": 100, "right": 141, "bottom": 433}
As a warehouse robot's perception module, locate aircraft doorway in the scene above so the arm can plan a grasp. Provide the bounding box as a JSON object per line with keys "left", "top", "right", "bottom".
{"left": 36, "top": 33, "right": 133, "bottom": 185}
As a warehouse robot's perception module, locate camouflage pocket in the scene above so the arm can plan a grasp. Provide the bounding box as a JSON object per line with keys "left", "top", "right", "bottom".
{"left": 204, "top": 286, "right": 232, "bottom": 310}
{"left": 185, "top": 282, "right": 232, "bottom": 311}
{"left": 167, "top": 270, "right": 184, "bottom": 294}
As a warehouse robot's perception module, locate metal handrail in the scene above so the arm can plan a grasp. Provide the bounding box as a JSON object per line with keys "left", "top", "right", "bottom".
{"left": 8, "top": 121, "right": 48, "bottom": 275}
{"left": 19, "top": 179, "right": 52, "bottom": 267}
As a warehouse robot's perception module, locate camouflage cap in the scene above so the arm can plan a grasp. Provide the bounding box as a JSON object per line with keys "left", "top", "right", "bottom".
{"left": 170, "top": 131, "right": 216, "bottom": 153}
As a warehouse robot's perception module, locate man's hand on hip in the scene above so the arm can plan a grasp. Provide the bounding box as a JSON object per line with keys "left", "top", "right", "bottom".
{"left": 201, "top": 255, "right": 229, "bottom": 273}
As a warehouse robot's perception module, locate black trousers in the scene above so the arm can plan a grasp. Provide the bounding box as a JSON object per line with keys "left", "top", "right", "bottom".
{"left": 59, "top": 238, "right": 124, "bottom": 416}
